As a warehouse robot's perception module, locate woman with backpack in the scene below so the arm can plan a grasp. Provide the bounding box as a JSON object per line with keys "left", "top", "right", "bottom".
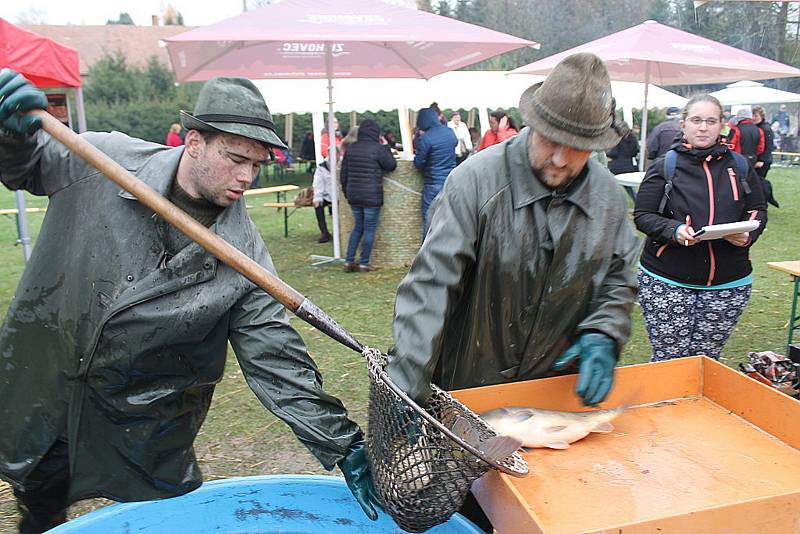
{"left": 633, "top": 94, "right": 768, "bottom": 362}
{"left": 340, "top": 119, "right": 397, "bottom": 272}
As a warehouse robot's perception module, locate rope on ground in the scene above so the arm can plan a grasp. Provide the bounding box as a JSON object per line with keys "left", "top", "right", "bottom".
{"left": 384, "top": 177, "right": 422, "bottom": 196}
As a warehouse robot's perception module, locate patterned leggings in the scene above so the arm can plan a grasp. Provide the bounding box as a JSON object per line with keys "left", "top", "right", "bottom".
{"left": 638, "top": 271, "right": 751, "bottom": 361}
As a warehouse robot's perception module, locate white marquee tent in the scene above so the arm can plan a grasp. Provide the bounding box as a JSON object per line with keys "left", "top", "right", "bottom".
{"left": 253, "top": 71, "right": 687, "bottom": 160}
{"left": 710, "top": 80, "right": 800, "bottom": 106}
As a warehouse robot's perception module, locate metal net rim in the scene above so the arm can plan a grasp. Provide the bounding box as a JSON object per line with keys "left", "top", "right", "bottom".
{"left": 363, "top": 347, "right": 528, "bottom": 478}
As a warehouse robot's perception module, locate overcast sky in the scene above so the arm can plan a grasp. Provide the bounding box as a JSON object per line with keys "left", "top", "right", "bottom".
{"left": 1, "top": 0, "right": 417, "bottom": 26}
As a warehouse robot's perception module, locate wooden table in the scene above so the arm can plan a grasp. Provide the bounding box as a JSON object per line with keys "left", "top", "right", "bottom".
{"left": 244, "top": 185, "right": 300, "bottom": 237}
{"left": 768, "top": 260, "right": 800, "bottom": 350}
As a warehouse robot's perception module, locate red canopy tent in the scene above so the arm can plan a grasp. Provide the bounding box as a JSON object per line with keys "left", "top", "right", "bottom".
{"left": 0, "top": 18, "right": 81, "bottom": 88}
{"left": 1, "top": 18, "right": 87, "bottom": 262}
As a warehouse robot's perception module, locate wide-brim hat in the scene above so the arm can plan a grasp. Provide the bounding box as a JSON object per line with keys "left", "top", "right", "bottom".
{"left": 519, "top": 53, "right": 627, "bottom": 151}
{"left": 180, "top": 77, "right": 287, "bottom": 149}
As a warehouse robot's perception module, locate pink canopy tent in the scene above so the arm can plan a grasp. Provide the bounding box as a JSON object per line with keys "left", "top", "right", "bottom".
{"left": 164, "top": 0, "right": 535, "bottom": 260}
{"left": 1, "top": 18, "right": 87, "bottom": 262}
{"left": 512, "top": 20, "right": 800, "bottom": 169}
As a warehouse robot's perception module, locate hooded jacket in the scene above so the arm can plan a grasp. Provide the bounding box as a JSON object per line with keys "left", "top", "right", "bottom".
{"left": 388, "top": 128, "right": 639, "bottom": 403}
{"left": 340, "top": 120, "right": 397, "bottom": 207}
{"left": 634, "top": 140, "right": 767, "bottom": 286}
{"left": 0, "top": 130, "right": 361, "bottom": 503}
{"left": 413, "top": 108, "right": 457, "bottom": 183}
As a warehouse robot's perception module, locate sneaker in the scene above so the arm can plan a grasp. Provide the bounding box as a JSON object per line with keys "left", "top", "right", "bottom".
{"left": 343, "top": 262, "right": 357, "bottom": 272}
{"left": 357, "top": 264, "right": 377, "bottom": 272}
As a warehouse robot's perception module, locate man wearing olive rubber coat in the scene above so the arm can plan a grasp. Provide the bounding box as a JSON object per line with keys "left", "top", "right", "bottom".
{"left": 387, "top": 51, "right": 640, "bottom": 534}
{"left": 0, "top": 71, "right": 379, "bottom": 533}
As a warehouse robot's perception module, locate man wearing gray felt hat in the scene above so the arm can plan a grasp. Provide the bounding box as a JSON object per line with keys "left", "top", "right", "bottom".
{"left": 0, "top": 71, "right": 380, "bottom": 532}
{"left": 388, "top": 51, "right": 639, "bottom": 532}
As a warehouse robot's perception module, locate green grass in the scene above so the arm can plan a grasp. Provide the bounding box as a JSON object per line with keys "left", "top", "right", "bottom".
{"left": 0, "top": 167, "right": 797, "bottom": 530}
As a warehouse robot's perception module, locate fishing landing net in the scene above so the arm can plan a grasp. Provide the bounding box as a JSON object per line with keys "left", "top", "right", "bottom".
{"left": 363, "top": 347, "right": 528, "bottom": 533}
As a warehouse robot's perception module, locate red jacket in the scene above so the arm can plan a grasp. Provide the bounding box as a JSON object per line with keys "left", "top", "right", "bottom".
{"left": 165, "top": 132, "right": 183, "bottom": 147}
{"left": 320, "top": 131, "right": 343, "bottom": 158}
{"left": 728, "top": 119, "right": 764, "bottom": 162}
{"left": 476, "top": 127, "right": 517, "bottom": 152}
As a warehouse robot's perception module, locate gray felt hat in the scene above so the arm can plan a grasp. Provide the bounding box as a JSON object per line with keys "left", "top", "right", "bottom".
{"left": 180, "top": 77, "right": 287, "bottom": 149}
{"left": 519, "top": 53, "right": 628, "bottom": 151}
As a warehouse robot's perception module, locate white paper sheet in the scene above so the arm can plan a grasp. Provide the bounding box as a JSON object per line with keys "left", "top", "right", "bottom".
{"left": 693, "top": 220, "right": 761, "bottom": 241}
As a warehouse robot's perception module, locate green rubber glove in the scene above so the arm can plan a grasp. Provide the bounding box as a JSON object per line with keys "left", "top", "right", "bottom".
{"left": 0, "top": 69, "right": 48, "bottom": 135}
{"left": 552, "top": 332, "right": 617, "bottom": 406}
{"left": 337, "top": 438, "right": 382, "bottom": 521}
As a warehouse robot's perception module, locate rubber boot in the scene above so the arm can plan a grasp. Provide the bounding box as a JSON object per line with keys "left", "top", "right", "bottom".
{"left": 317, "top": 218, "right": 331, "bottom": 243}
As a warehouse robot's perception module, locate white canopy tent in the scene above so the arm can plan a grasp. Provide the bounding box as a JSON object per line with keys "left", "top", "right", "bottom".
{"left": 610, "top": 81, "right": 688, "bottom": 127}
{"left": 252, "top": 72, "right": 687, "bottom": 160}
{"left": 710, "top": 80, "right": 800, "bottom": 105}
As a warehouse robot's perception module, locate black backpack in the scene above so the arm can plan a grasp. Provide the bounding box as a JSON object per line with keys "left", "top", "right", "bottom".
{"left": 658, "top": 149, "right": 750, "bottom": 214}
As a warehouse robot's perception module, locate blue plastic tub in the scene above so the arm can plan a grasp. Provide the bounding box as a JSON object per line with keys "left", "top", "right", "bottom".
{"left": 48, "top": 475, "right": 482, "bottom": 533}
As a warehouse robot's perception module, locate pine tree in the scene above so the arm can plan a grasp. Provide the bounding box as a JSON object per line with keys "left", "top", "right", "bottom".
{"left": 106, "top": 12, "right": 134, "bottom": 25}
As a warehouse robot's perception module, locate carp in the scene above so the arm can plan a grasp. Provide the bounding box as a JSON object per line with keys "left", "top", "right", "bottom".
{"left": 480, "top": 405, "right": 625, "bottom": 450}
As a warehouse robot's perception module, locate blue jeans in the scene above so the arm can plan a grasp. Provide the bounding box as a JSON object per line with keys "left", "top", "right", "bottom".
{"left": 422, "top": 178, "right": 446, "bottom": 235}
{"left": 347, "top": 207, "right": 381, "bottom": 265}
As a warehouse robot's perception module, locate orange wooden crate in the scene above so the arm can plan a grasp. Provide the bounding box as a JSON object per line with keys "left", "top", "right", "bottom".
{"left": 451, "top": 356, "right": 800, "bottom": 533}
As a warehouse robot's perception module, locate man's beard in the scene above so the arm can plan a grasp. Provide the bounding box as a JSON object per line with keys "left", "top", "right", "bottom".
{"left": 531, "top": 162, "right": 580, "bottom": 189}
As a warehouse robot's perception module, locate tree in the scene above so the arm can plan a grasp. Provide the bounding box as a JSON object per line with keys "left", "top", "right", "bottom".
{"left": 143, "top": 57, "right": 176, "bottom": 100}
{"left": 163, "top": 5, "right": 185, "bottom": 26}
{"left": 435, "top": 1, "right": 452, "bottom": 18}
{"left": 84, "top": 51, "right": 143, "bottom": 105}
{"left": 107, "top": 12, "right": 135, "bottom": 25}
{"left": 84, "top": 52, "right": 202, "bottom": 143}
{"left": 454, "top": 0, "right": 470, "bottom": 22}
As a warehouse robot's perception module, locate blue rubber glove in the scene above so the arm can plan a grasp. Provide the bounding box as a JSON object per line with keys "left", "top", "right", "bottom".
{"left": 0, "top": 69, "right": 48, "bottom": 135}
{"left": 552, "top": 332, "right": 617, "bottom": 406}
{"left": 337, "top": 438, "right": 382, "bottom": 521}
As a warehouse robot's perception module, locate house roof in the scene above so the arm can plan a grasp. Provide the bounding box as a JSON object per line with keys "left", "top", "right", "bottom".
{"left": 22, "top": 24, "right": 195, "bottom": 76}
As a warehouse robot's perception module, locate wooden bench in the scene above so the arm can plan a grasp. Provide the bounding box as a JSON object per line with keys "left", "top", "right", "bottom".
{"left": 772, "top": 151, "right": 800, "bottom": 166}
{"left": 0, "top": 207, "right": 47, "bottom": 216}
{"left": 262, "top": 201, "right": 313, "bottom": 238}
{"left": 244, "top": 184, "right": 300, "bottom": 197}
{"left": 241, "top": 185, "right": 300, "bottom": 237}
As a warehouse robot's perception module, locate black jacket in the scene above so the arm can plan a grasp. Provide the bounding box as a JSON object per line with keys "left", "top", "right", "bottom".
{"left": 756, "top": 122, "right": 774, "bottom": 164}
{"left": 634, "top": 141, "right": 768, "bottom": 286}
{"left": 299, "top": 134, "right": 316, "bottom": 161}
{"left": 730, "top": 119, "right": 765, "bottom": 163}
{"left": 606, "top": 133, "right": 639, "bottom": 174}
{"left": 340, "top": 120, "right": 397, "bottom": 207}
{"left": 646, "top": 117, "right": 681, "bottom": 160}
